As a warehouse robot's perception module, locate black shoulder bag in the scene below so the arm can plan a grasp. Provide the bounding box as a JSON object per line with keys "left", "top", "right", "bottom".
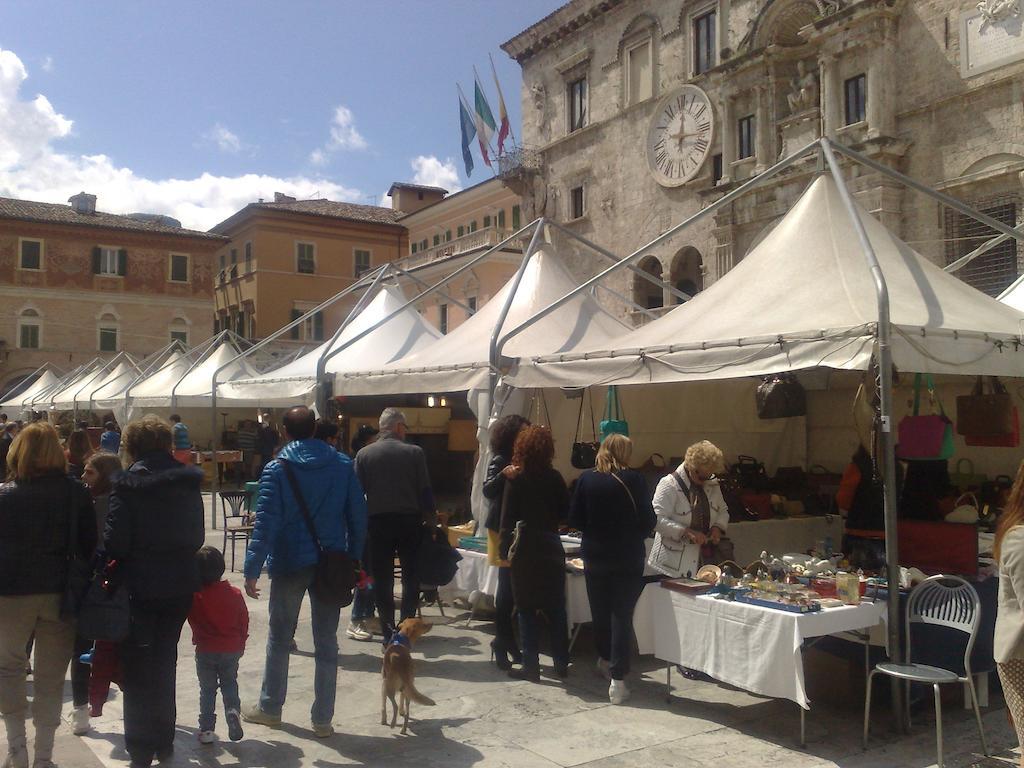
{"left": 571, "top": 388, "right": 599, "bottom": 469}
{"left": 280, "top": 460, "right": 357, "bottom": 607}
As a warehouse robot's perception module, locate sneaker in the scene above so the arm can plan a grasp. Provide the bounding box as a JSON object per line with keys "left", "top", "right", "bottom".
{"left": 3, "top": 744, "right": 28, "bottom": 768}
{"left": 71, "top": 704, "right": 90, "bottom": 735}
{"left": 311, "top": 721, "right": 334, "bottom": 738}
{"left": 198, "top": 731, "right": 216, "bottom": 745}
{"left": 346, "top": 621, "right": 373, "bottom": 642}
{"left": 595, "top": 657, "right": 611, "bottom": 680}
{"left": 240, "top": 705, "right": 281, "bottom": 728}
{"left": 30, "top": 761, "right": 58, "bottom": 768}
{"left": 225, "top": 709, "right": 243, "bottom": 742}
{"left": 609, "top": 679, "right": 630, "bottom": 705}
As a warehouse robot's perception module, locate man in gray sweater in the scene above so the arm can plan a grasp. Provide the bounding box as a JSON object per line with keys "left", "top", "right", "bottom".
{"left": 354, "top": 408, "right": 435, "bottom": 641}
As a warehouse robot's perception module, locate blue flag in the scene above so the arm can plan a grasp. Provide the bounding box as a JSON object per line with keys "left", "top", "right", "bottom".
{"left": 459, "top": 95, "right": 476, "bottom": 177}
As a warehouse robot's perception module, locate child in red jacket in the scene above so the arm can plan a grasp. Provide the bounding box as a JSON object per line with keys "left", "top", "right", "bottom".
{"left": 188, "top": 546, "right": 249, "bottom": 744}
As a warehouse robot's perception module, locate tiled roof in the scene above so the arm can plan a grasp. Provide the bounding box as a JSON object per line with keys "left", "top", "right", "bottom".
{"left": 249, "top": 199, "right": 405, "bottom": 226}
{"left": 0, "top": 196, "right": 226, "bottom": 241}
{"left": 387, "top": 182, "right": 449, "bottom": 196}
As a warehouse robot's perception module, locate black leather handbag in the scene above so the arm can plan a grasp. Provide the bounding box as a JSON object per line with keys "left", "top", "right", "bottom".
{"left": 756, "top": 373, "right": 807, "bottom": 419}
{"left": 571, "top": 388, "right": 600, "bottom": 469}
{"left": 76, "top": 564, "right": 130, "bottom": 642}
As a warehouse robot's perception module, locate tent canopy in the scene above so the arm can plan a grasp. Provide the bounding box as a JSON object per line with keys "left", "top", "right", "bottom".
{"left": 48, "top": 358, "right": 124, "bottom": 410}
{"left": 338, "top": 244, "right": 630, "bottom": 395}
{"left": 130, "top": 342, "right": 257, "bottom": 411}
{"left": 0, "top": 369, "right": 61, "bottom": 410}
{"left": 507, "top": 175, "right": 1024, "bottom": 390}
{"left": 84, "top": 360, "right": 140, "bottom": 410}
{"left": 221, "top": 284, "right": 442, "bottom": 407}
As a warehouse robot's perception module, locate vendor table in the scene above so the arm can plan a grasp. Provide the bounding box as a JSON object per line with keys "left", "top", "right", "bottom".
{"left": 193, "top": 450, "right": 243, "bottom": 464}
{"left": 653, "top": 587, "right": 886, "bottom": 744}
{"left": 728, "top": 515, "right": 842, "bottom": 566}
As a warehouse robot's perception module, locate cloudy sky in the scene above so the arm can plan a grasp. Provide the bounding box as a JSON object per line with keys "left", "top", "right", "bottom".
{"left": 0, "top": 1, "right": 559, "bottom": 231}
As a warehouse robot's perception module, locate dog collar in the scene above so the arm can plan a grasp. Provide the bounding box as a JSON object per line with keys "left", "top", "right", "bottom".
{"left": 389, "top": 633, "right": 410, "bottom": 648}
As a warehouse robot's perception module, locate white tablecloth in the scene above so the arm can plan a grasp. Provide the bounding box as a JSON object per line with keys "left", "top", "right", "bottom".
{"left": 728, "top": 516, "right": 843, "bottom": 566}
{"left": 652, "top": 588, "right": 886, "bottom": 708}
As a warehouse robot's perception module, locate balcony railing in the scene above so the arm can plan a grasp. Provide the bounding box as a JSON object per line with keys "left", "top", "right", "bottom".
{"left": 403, "top": 228, "right": 521, "bottom": 269}
{"left": 498, "top": 145, "right": 543, "bottom": 179}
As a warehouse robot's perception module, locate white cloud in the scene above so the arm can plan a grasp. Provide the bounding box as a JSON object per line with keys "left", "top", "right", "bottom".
{"left": 309, "top": 105, "right": 367, "bottom": 164}
{"left": 410, "top": 155, "right": 461, "bottom": 191}
{"left": 40, "top": 55, "right": 53, "bottom": 73}
{"left": 205, "top": 123, "right": 243, "bottom": 154}
{"left": 0, "top": 48, "right": 363, "bottom": 231}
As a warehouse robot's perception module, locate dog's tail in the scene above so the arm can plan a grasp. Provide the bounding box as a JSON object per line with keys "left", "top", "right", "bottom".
{"left": 404, "top": 680, "right": 435, "bottom": 706}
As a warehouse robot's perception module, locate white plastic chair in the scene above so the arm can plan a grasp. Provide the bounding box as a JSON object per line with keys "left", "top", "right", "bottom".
{"left": 863, "top": 574, "right": 988, "bottom": 767}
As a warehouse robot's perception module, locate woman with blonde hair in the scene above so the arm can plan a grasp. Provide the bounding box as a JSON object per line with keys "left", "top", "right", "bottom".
{"left": 994, "top": 460, "right": 1024, "bottom": 766}
{"left": 0, "top": 422, "right": 95, "bottom": 768}
{"left": 569, "top": 433, "right": 655, "bottom": 704}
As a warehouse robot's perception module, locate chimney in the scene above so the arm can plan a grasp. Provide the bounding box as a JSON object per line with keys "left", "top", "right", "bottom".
{"left": 273, "top": 192, "right": 296, "bottom": 203}
{"left": 68, "top": 192, "right": 97, "bottom": 215}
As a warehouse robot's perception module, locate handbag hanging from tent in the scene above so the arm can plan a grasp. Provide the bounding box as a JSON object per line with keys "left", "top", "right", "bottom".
{"left": 756, "top": 373, "right": 806, "bottom": 419}
{"left": 527, "top": 388, "right": 552, "bottom": 427}
{"left": 600, "top": 385, "right": 629, "bottom": 438}
{"left": 896, "top": 373, "right": 954, "bottom": 461}
{"left": 956, "top": 376, "right": 1015, "bottom": 438}
{"left": 571, "top": 388, "right": 600, "bottom": 469}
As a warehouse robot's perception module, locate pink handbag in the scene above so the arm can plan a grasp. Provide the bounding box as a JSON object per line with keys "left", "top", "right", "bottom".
{"left": 896, "top": 374, "right": 955, "bottom": 460}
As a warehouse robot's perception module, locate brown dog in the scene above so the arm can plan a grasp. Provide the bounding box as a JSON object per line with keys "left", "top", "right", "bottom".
{"left": 381, "top": 618, "right": 435, "bottom": 734}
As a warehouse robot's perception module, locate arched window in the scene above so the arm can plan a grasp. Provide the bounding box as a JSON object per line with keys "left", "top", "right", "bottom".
{"left": 169, "top": 316, "right": 190, "bottom": 346}
{"left": 670, "top": 247, "right": 704, "bottom": 304}
{"left": 634, "top": 256, "right": 664, "bottom": 309}
{"left": 17, "top": 308, "right": 41, "bottom": 349}
{"left": 98, "top": 313, "right": 119, "bottom": 352}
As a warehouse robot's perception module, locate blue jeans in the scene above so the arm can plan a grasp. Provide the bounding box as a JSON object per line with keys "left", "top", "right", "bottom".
{"left": 518, "top": 602, "right": 569, "bottom": 671}
{"left": 259, "top": 567, "right": 340, "bottom": 725}
{"left": 195, "top": 652, "right": 241, "bottom": 731}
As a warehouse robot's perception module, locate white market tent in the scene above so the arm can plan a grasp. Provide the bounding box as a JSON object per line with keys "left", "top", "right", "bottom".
{"left": 337, "top": 244, "right": 631, "bottom": 397}
{"left": 0, "top": 368, "right": 62, "bottom": 411}
{"left": 220, "top": 284, "right": 442, "bottom": 408}
{"left": 129, "top": 340, "right": 258, "bottom": 411}
{"left": 81, "top": 358, "right": 141, "bottom": 412}
{"left": 999, "top": 272, "right": 1024, "bottom": 312}
{"left": 47, "top": 358, "right": 125, "bottom": 412}
{"left": 506, "top": 174, "right": 1024, "bottom": 391}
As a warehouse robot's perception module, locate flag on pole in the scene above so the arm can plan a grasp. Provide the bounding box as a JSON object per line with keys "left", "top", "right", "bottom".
{"left": 457, "top": 87, "right": 476, "bottom": 177}
{"left": 473, "top": 69, "right": 497, "bottom": 168}
{"left": 489, "top": 53, "right": 512, "bottom": 154}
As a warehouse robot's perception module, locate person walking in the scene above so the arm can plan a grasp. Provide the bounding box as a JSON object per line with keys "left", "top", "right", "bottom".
{"left": 500, "top": 425, "right": 570, "bottom": 682}
{"left": 243, "top": 406, "right": 367, "bottom": 737}
{"left": 169, "top": 414, "right": 192, "bottom": 465}
{"left": 104, "top": 415, "right": 205, "bottom": 768}
{"left": 346, "top": 424, "right": 379, "bottom": 641}
{"left": 256, "top": 413, "right": 278, "bottom": 476}
{"left": 99, "top": 421, "right": 120, "bottom": 454}
{"left": 0, "top": 423, "right": 18, "bottom": 473}
{"left": 482, "top": 414, "right": 529, "bottom": 670}
{"left": 569, "top": 434, "right": 655, "bottom": 704}
{"left": 995, "top": 461, "right": 1024, "bottom": 767}
{"left": 0, "top": 422, "right": 96, "bottom": 768}
{"left": 355, "top": 408, "right": 435, "bottom": 642}
{"left": 65, "top": 429, "right": 93, "bottom": 480}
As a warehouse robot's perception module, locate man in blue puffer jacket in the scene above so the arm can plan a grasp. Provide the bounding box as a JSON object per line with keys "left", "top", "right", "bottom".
{"left": 241, "top": 406, "right": 367, "bottom": 737}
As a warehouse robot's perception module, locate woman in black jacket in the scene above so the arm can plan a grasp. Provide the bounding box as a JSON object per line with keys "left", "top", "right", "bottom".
{"left": 0, "top": 422, "right": 95, "bottom": 768}
{"left": 569, "top": 433, "right": 655, "bottom": 705}
{"left": 481, "top": 414, "right": 529, "bottom": 670}
{"left": 499, "top": 425, "right": 569, "bottom": 682}
{"left": 103, "top": 415, "right": 205, "bottom": 768}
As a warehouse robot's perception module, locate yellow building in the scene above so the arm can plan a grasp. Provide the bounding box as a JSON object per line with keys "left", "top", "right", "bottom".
{"left": 210, "top": 194, "right": 407, "bottom": 345}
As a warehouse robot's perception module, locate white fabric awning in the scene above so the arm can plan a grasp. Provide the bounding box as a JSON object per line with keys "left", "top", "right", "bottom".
{"left": 130, "top": 343, "right": 257, "bottom": 410}
{"left": 220, "top": 285, "right": 442, "bottom": 407}
{"left": 0, "top": 370, "right": 61, "bottom": 410}
{"left": 506, "top": 175, "right": 1024, "bottom": 390}
{"left": 49, "top": 361, "right": 119, "bottom": 410}
{"left": 337, "top": 245, "right": 630, "bottom": 395}
{"left": 81, "top": 361, "right": 139, "bottom": 410}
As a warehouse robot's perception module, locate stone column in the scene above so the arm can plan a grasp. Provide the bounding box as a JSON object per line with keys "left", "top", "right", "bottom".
{"left": 867, "top": 36, "right": 897, "bottom": 139}
{"left": 719, "top": 93, "right": 736, "bottom": 185}
{"left": 754, "top": 84, "right": 772, "bottom": 173}
{"left": 820, "top": 55, "right": 841, "bottom": 138}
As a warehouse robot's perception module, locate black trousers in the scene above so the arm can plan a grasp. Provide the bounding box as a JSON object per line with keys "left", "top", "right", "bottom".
{"left": 120, "top": 594, "right": 193, "bottom": 765}
{"left": 583, "top": 568, "right": 643, "bottom": 680}
{"left": 494, "top": 566, "right": 518, "bottom": 656}
{"left": 71, "top": 634, "right": 92, "bottom": 707}
{"left": 368, "top": 515, "right": 422, "bottom": 634}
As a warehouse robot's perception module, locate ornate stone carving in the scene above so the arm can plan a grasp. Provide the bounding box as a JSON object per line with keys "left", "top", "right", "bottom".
{"left": 813, "top": 0, "right": 843, "bottom": 16}
{"left": 976, "top": 0, "right": 1021, "bottom": 22}
{"left": 786, "top": 60, "right": 819, "bottom": 114}
{"left": 530, "top": 81, "right": 546, "bottom": 110}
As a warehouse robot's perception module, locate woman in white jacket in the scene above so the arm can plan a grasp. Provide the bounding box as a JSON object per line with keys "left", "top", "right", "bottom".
{"left": 995, "top": 461, "right": 1024, "bottom": 766}
{"left": 648, "top": 440, "right": 728, "bottom": 579}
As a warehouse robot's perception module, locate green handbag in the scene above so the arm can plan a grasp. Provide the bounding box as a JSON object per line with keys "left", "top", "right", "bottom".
{"left": 600, "top": 385, "right": 629, "bottom": 439}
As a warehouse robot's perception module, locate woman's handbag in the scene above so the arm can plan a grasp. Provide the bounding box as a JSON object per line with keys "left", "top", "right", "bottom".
{"left": 957, "top": 376, "right": 1015, "bottom": 437}
{"left": 76, "top": 566, "right": 130, "bottom": 642}
{"left": 600, "top": 386, "right": 629, "bottom": 438}
{"left": 948, "top": 457, "right": 988, "bottom": 492}
{"left": 965, "top": 407, "right": 1020, "bottom": 448}
{"left": 571, "top": 388, "right": 600, "bottom": 469}
{"left": 281, "top": 460, "right": 357, "bottom": 607}
{"left": 896, "top": 374, "right": 955, "bottom": 460}
{"left": 756, "top": 373, "right": 806, "bottom": 419}
{"left": 417, "top": 525, "right": 462, "bottom": 587}
{"left": 508, "top": 520, "right": 564, "bottom": 612}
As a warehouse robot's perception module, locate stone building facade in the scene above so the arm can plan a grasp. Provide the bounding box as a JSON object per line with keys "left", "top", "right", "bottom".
{"left": 501, "top": 0, "right": 1024, "bottom": 323}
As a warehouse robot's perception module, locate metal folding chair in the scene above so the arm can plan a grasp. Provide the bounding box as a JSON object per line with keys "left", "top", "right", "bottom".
{"left": 863, "top": 574, "right": 988, "bottom": 767}
{"left": 220, "top": 490, "right": 253, "bottom": 572}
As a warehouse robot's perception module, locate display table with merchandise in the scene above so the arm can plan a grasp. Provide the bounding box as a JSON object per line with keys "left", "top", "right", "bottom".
{"left": 652, "top": 585, "right": 886, "bottom": 744}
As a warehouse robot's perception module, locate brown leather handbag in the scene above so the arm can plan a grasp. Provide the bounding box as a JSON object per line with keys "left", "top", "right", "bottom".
{"left": 957, "top": 376, "right": 1015, "bottom": 437}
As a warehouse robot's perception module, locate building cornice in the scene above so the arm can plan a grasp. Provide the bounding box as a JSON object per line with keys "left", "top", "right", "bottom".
{"left": 501, "top": 0, "right": 627, "bottom": 63}
{"left": 0, "top": 284, "right": 212, "bottom": 310}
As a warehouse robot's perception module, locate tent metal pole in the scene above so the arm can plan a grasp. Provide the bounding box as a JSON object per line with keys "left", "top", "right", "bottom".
{"left": 123, "top": 336, "right": 216, "bottom": 422}
{"left": 86, "top": 351, "right": 142, "bottom": 411}
{"left": 389, "top": 263, "right": 474, "bottom": 314}
{"left": 73, "top": 353, "right": 120, "bottom": 415}
{"left": 821, "top": 138, "right": 905, "bottom": 733}
{"left": 495, "top": 138, "right": 822, "bottom": 361}
{"left": 34, "top": 362, "right": 90, "bottom": 412}
{"left": 947, "top": 222, "right": 1024, "bottom": 274}
{"left": 594, "top": 283, "right": 661, "bottom": 320}
{"left": 314, "top": 265, "right": 390, "bottom": 416}
{"left": 545, "top": 219, "right": 692, "bottom": 305}
{"left": 0, "top": 363, "right": 50, "bottom": 409}
{"left": 172, "top": 330, "right": 230, "bottom": 411}
{"left": 488, "top": 220, "right": 546, "bottom": 398}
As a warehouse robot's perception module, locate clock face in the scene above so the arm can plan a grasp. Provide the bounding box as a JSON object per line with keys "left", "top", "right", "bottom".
{"left": 646, "top": 85, "right": 715, "bottom": 187}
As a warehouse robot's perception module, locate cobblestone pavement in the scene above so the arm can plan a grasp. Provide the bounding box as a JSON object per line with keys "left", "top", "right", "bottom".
{"left": 6, "top": 498, "right": 1020, "bottom": 768}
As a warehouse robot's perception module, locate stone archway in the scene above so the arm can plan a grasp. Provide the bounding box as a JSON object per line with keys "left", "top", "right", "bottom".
{"left": 635, "top": 256, "right": 664, "bottom": 309}
{"left": 669, "top": 247, "right": 704, "bottom": 304}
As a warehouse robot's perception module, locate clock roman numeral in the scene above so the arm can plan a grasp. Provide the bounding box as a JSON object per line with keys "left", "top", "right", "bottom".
{"left": 692, "top": 103, "right": 707, "bottom": 119}
{"left": 654, "top": 138, "right": 665, "bottom": 151}
{"left": 695, "top": 138, "right": 708, "bottom": 152}
{"left": 698, "top": 121, "right": 711, "bottom": 134}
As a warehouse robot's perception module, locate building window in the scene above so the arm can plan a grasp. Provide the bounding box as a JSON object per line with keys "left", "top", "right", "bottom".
{"left": 945, "top": 197, "right": 1020, "bottom": 297}
{"left": 439, "top": 304, "right": 448, "bottom": 335}
{"left": 497, "top": 210, "right": 506, "bottom": 228}
{"left": 290, "top": 309, "right": 302, "bottom": 340}
{"left": 169, "top": 318, "right": 189, "bottom": 346}
{"left": 433, "top": 234, "right": 441, "bottom": 247}
{"left": 296, "top": 242, "right": 315, "bottom": 274}
{"left": 693, "top": 9, "right": 717, "bottom": 75}
{"left": 93, "top": 247, "right": 126, "bottom": 276}
{"left": 512, "top": 205, "right": 521, "bottom": 229}
{"left": 17, "top": 309, "right": 40, "bottom": 349}
{"left": 469, "top": 221, "right": 478, "bottom": 233}
{"left": 98, "top": 314, "right": 119, "bottom": 352}
{"left": 626, "top": 38, "right": 653, "bottom": 105}
{"left": 467, "top": 296, "right": 477, "bottom": 315}
{"left": 844, "top": 74, "right": 867, "bottom": 126}
{"left": 169, "top": 253, "right": 189, "bottom": 282}
{"left": 420, "top": 238, "right": 428, "bottom": 250}
{"left": 457, "top": 225, "right": 465, "bottom": 238}
{"left": 445, "top": 230, "right": 452, "bottom": 242}
{"left": 230, "top": 248, "right": 237, "bottom": 265}
{"left": 636, "top": 256, "right": 664, "bottom": 309}
{"left": 244, "top": 242, "right": 253, "bottom": 273}
{"left": 737, "top": 115, "right": 755, "bottom": 160}
{"left": 483, "top": 215, "right": 492, "bottom": 228}
{"left": 411, "top": 242, "right": 418, "bottom": 254}
{"left": 19, "top": 239, "right": 42, "bottom": 270}
{"left": 568, "top": 76, "right": 587, "bottom": 133}
{"left": 570, "top": 185, "right": 586, "bottom": 220}
{"left": 712, "top": 153, "right": 724, "bottom": 185}
{"left": 354, "top": 249, "right": 371, "bottom": 277}
{"left": 304, "top": 312, "right": 324, "bottom": 341}
{"left": 219, "top": 252, "right": 226, "bottom": 270}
